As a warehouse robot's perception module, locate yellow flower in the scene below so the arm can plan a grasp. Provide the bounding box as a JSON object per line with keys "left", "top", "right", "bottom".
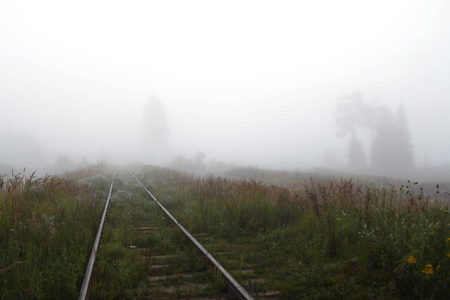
{"left": 436, "top": 265, "right": 441, "bottom": 272}
{"left": 447, "top": 253, "right": 450, "bottom": 258}
{"left": 407, "top": 255, "right": 418, "bottom": 264}
{"left": 446, "top": 238, "right": 450, "bottom": 243}
{"left": 422, "top": 264, "right": 434, "bottom": 276}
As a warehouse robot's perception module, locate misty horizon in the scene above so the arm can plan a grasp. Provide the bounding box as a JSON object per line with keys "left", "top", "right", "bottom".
{"left": 1, "top": 1, "right": 449, "bottom": 179}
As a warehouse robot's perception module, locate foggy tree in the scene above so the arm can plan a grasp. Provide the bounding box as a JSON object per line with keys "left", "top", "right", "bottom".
{"left": 195, "top": 151, "right": 206, "bottom": 167}
{"left": 348, "top": 133, "right": 366, "bottom": 170}
{"left": 53, "top": 154, "right": 76, "bottom": 173}
{"left": 335, "top": 93, "right": 414, "bottom": 172}
{"left": 142, "top": 95, "right": 170, "bottom": 152}
{"left": 169, "top": 152, "right": 207, "bottom": 174}
{"left": 334, "top": 91, "right": 372, "bottom": 136}
{"left": 394, "top": 103, "right": 414, "bottom": 169}
{"left": 334, "top": 92, "right": 371, "bottom": 169}
{"left": 370, "top": 104, "right": 414, "bottom": 172}
{"left": 371, "top": 106, "right": 396, "bottom": 170}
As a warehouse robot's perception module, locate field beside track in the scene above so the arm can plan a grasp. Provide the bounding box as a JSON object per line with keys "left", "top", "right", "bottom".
{"left": 1, "top": 164, "right": 449, "bottom": 299}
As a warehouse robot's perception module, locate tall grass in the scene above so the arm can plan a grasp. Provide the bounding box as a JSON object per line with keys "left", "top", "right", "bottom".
{"left": 141, "top": 168, "right": 449, "bottom": 299}
{"left": 7, "top": 164, "right": 441, "bottom": 299}
{"left": 0, "top": 170, "right": 106, "bottom": 299}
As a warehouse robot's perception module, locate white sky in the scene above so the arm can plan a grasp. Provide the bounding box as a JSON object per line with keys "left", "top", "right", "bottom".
{"left": 1, "top": 0, "right": 450, "bottom": 169}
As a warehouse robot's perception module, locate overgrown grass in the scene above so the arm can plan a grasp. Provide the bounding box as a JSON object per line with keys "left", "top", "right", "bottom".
{"left": 142, "top": 168, "right": 449, "bottom": 299}
{"left": 2, "top": 164, "right": 448, "bottom": 299}
{"left": 90, "top": 186, "right": 159, "bottom": 299}
{"left": 90, "top": 174, "right": 223, "bottom": 299}
{"left": 0, "top": 168, "right": 108, "bottom": 299}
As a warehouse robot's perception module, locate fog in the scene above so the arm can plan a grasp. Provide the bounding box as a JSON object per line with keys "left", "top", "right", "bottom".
{"left": 1, "top": 1, "right": 450, "bottom": 178}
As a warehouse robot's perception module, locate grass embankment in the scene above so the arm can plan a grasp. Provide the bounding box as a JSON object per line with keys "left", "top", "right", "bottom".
{"left": 0, "top": 168, "right": 109, "bottom": 299}
{"left": 140, "top": 167, "right": 449, "bottom": 299}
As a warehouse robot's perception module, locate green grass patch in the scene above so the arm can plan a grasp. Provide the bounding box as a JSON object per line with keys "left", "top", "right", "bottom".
{"left": 0, "top": 168, "right": 108, "bottom": 299}
{"left": 141, "top": 167, "right": 450, "bottom": 299}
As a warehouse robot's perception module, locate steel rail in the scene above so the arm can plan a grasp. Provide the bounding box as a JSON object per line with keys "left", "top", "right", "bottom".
{"left": 130, "top": 172, "right": 254, "bottom": 300}
{"left": 79, "top": 171, "right": 116, "bottom": 300}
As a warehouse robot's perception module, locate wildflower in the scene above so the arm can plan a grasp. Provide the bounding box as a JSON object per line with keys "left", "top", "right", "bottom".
{"left": 447, "top": 253, "right": 450, "bottom": 258}
{"left": 436, "top": 265, "right": 441, "bottom": 272}
{"left": 422, "top": 264, "right": 434, "bottom": 277}
{"left": 446, "top": 238, "right": 450, "bottom": 243}
{"left": 407, "top": 255, "right": 418, "bottom": 264}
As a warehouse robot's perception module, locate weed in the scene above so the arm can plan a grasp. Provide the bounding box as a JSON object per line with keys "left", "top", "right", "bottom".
{"left": 0, "top": 170, "right": 106, "bottom": 299}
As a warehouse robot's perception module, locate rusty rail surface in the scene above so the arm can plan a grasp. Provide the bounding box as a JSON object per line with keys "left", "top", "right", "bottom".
{"left": 78, "top": 172, "right": 116, "bottom": 300}
{"left": 130, "top": 172, "right": 254, "bottom": 300}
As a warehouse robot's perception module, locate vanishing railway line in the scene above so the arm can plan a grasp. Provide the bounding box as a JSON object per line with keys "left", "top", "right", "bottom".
{"left": 78, "top": 171, "right": 278, "bottom": 299}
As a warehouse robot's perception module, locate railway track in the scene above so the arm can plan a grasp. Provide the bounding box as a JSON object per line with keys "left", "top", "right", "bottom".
{"left": 78, "top": 171, "right": 278, "bottom": 299}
